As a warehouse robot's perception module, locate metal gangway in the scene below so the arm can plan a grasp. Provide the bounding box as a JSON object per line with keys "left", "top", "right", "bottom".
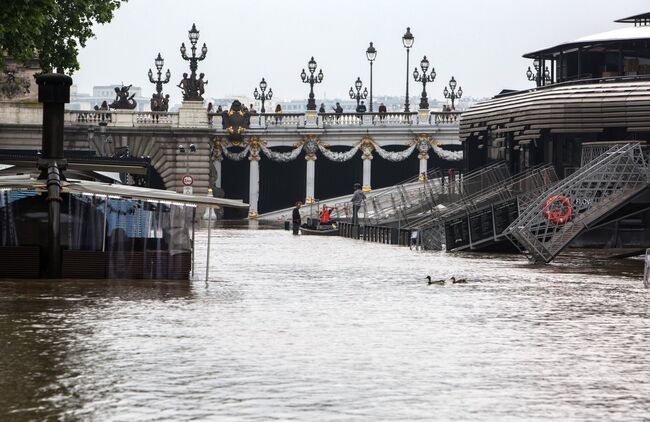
{"left": 410, "top": 163, "right": 558, "bottom": 251}
{"left": 505, "top": 143, "right": 650, "bottom": 263}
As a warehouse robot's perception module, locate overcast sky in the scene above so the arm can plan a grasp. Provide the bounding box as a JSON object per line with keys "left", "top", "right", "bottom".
{"left": 73, "top": 0, "right": 648, "bottom": 105}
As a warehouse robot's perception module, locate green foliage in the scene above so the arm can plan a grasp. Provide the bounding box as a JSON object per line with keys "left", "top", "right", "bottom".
{"left": 0, "top": 0, "right": 127, "bottom": 74}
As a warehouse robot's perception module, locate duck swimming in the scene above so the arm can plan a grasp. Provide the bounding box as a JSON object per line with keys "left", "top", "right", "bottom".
{"left": 425, "top": 276, "right": 467, "bottom": 285}
{"left": 425, "top": 275, "right": 446, "bottom": 285}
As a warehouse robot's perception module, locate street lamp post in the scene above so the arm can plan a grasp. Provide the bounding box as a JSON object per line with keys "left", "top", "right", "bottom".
{"left": 443, "top": 76, "right": 463, "bottom": 110}
{"left": 253, "top": 78, "right": 273, "bottom": 113}
{"left": 525, "top": 58, "right": 550, "bottom": 87}
{"left": 366, "top": 42, "right": 377, "bottom": 112}
{"left": 148, "top": 53, "right": 171, "bottom": 111}
{"left": 179, "top": 23, "right": 208, "bottom": 101}
{"left": 300, "top": 57, "right": 324, "bottom": 111}
{"left": 402, "top": 27, "right": 414, "bottom": 112}
{"left": 349, "top": 77, "right": 368, "bottom": 109}
{"left": 413, "top": 55, "right": 436, "bottom": 110}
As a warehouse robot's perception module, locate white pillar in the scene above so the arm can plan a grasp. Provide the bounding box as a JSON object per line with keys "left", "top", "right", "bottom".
{"left": 213, "top": 159, "right": 222, "bottom": 189}
{"left": 248, "top": 156, "right": 260, "bottom": 217}
{"left": 362, "top": 158, "right": 372, "bottom": 192}
{"left": 305, "top": 156, "right": 316, "bottom": 204}
{"left": 419, "top": 157, "right": 428, "bottom": 176}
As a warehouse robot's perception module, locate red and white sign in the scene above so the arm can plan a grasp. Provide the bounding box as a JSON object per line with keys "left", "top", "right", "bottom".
{"left": 182, "top": 174, "right": 194, "bottom": 186}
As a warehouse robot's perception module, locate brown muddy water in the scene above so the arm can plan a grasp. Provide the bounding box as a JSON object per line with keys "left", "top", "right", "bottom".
{"left": 1, "top": 225, "right": 649, "bottom": 421}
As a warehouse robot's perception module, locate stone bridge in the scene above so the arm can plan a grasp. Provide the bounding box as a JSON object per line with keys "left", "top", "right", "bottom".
{"left": 0, "top": 102, "right": 461, "bottom": 215}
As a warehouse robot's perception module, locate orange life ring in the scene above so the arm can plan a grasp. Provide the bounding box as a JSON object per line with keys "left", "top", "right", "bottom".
{"left": 543, "top": 195, "right": 573, "bottom": 224}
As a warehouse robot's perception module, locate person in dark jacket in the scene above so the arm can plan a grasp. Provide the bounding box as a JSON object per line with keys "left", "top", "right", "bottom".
{"left": 351, "top": 183, "right": 366, "bottom": 225}
{"left": 319, "top": 103, "right": 326, "bottom": 113}
{"left": 292, "top": 201, "right": 302, "bottom": 235}
{"left": 356, "top": 101, "right": 367, "bottom": 113}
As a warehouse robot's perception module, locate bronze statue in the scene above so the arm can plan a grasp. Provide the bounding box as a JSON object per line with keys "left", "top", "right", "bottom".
{"left": 109, "top": 84, "right": 137, "bottom": 110}
{"left": 178, "top": 71, "right": 207, "bottom": 102}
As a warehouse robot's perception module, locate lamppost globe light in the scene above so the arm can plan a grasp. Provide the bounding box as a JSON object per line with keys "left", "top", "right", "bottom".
{"left": 260, "top": 78, "right": 267, "bottom": 91}
{"left": 155, "top": 53, "right": 164, "bottom": 70}
{"left": 201, "top": 44, "right": 208, "bottom": 56}
{"left": 189, "top": 23, "right": 200, "bottom": 44}
{"left": 402, "top": 27, "right": 414, "bottom": 48}
{"left": 308, "top": 57, "right": 317, "bottom": 73}
{"left": 180, "top": 43, "right": 187, "bottom": 56}
{"left": 366, "top": 42, "right": 377, "bottom": 62}
{"left": 165, "top": 69, "right": 171, "bottom": 80}
{"left": 355, "top": 77, "right": 362, "bottom": 91}
{"left": 449, "top": 76, "right": 457, "bottom": 90}
{"left": 430, "top": 68, "right": 436, "bottom": 81}
{"left": 363, "top": 87, "right": 368, "bottom": 97}
{"left": 420, "top": 56, "right": 429, "bottom": 73}
{"left": 444, "top": 86, "right": 449, "bottom": 97}
{"left": 300, "top": 69, "right": 307, "bottom": 81}
{"left": 413, "top": 67, "right": 419, "bottom": 80}
{"left": 148, "top": 69, "right": 153, "bottom": 79}
{"left": 349, "top": 87, "right": 354, "bottom": 98}
{"left": 253, "top": 88, "right": 259, "bottom": 98}
{"left": 268, "top": 88, "right": 273, "bottom": 99}
{"left": 457, "top": 87, "right": 463, "bottom": 98}
{"left": 317, "top": 69, "right": 324, "bottom": 82}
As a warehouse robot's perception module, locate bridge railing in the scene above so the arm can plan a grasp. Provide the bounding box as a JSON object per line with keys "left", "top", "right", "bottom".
{"left": 66, "top": 110, "right": 180, "bottom": 127}
{"left": 64, "top": 109, "right": 461, "bottom": 129}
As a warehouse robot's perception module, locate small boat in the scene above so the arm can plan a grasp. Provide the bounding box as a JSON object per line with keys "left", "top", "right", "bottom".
{"left": 300, "top": 223, "right": 339, "bottom": 236}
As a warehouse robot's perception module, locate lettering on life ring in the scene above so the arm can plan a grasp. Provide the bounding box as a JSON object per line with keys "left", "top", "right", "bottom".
{"left": 543, "top": 195, "right": 573, "bottom": 225}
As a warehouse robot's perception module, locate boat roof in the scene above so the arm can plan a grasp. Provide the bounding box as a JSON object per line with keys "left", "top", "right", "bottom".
{"left": 523, "top": 24, "right": 650, "bottom": 59}
{"left": 0, "top": 176, "right": 249, "bottom": 209}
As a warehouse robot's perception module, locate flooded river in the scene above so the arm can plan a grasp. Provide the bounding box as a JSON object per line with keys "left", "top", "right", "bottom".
{"left": 1, "top": 226, "right": 649, "bottom": 420}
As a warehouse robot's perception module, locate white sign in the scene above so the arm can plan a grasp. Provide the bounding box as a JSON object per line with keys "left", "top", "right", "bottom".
{"left": 182, "top": 174, "right": 194, "bottom": 186}
{"left": 183, "top": 186, "right": 193, "bottom": 195}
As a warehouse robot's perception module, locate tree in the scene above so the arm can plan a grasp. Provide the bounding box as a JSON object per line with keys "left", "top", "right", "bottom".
{"left": 0, "top": 0, "right": 127, "bottom": 74}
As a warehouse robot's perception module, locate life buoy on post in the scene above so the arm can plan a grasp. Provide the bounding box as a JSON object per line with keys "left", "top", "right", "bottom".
{"left": 543, "top": 195, "right": 573, "bottom": 224}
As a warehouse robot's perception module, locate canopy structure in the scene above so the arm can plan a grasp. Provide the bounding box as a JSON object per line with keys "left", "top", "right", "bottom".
{"left": 0, "top": 176, "right": 249, "bottom": 209}
{"left": 521, "top": 14, "right": 650, "bottom": 86}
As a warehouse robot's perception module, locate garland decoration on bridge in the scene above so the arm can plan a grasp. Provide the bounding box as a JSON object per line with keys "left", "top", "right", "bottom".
{"left": 317, "top": 144, "right": 360, "bottom": 162}
{"left": 431, "top": 145, "right": 462, "bottom": 161}
{"left": 260, "top": 144, "right": 304, "bottom": 162}
{"left": 221, "top": 145, "right": 250, "bottom": 161}
{"left": 374, "top": 143, "right": 417, "bottom": 162}
{"left": 214, "top": 134, "right": 463, "bottom": 163}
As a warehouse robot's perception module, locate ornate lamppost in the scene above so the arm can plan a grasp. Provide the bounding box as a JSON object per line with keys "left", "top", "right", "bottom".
{"left": 443, "top": 76, "right": 463, "bottom": 110}
{"left": 148, "top": 53, "right": 171, "bottom": 111}
{"left": 179, "top": 23, "right": 208, "bottom": 101}
{"left": 366, "top": 42, "right": 377, "bottom": 112}
{"left": 402, "top": 27, "right": 414, "bottom": 112}
{"left": 349, "top": 77, "right": 368, "bottom": 109}
{"left": 413, "top": 55, "right": 436, "bottom": 110}
{"left": 300, "top": 57, "right": 324, "bottom": 111}
{"left": 526, "top": 59, "right": 550, "bottom": 87}
{"left": 253, "top": 78, "right": 273, "bottom": 113}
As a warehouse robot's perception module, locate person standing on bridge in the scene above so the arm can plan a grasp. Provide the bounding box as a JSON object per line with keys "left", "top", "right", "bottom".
{"left": 292, "top": 201, "right": 302, "bottom": 235}
{"left": 351, "top": 183, "right": 365, "bottom": 225}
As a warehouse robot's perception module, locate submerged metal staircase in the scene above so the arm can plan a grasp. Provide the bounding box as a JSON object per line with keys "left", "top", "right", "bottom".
{"left": 505, "top": 143, "right": 650, "bottom": 263}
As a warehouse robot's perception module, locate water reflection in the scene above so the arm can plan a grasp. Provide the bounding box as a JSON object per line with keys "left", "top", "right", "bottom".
{"left": 1, "top": 228, "right": 650, "bottom": 420}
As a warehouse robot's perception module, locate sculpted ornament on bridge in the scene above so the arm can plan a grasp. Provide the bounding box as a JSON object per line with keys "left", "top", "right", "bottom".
{"left": 109, "top": 85, "right": 137, "bottom": 110}
{"left": 222, "top": 100, "right": 251, "bottom": 143}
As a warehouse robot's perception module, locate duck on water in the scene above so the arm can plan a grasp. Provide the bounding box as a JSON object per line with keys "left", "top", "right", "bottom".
{"left": 425, "top": 276, "right": 467, "bottom": 285}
